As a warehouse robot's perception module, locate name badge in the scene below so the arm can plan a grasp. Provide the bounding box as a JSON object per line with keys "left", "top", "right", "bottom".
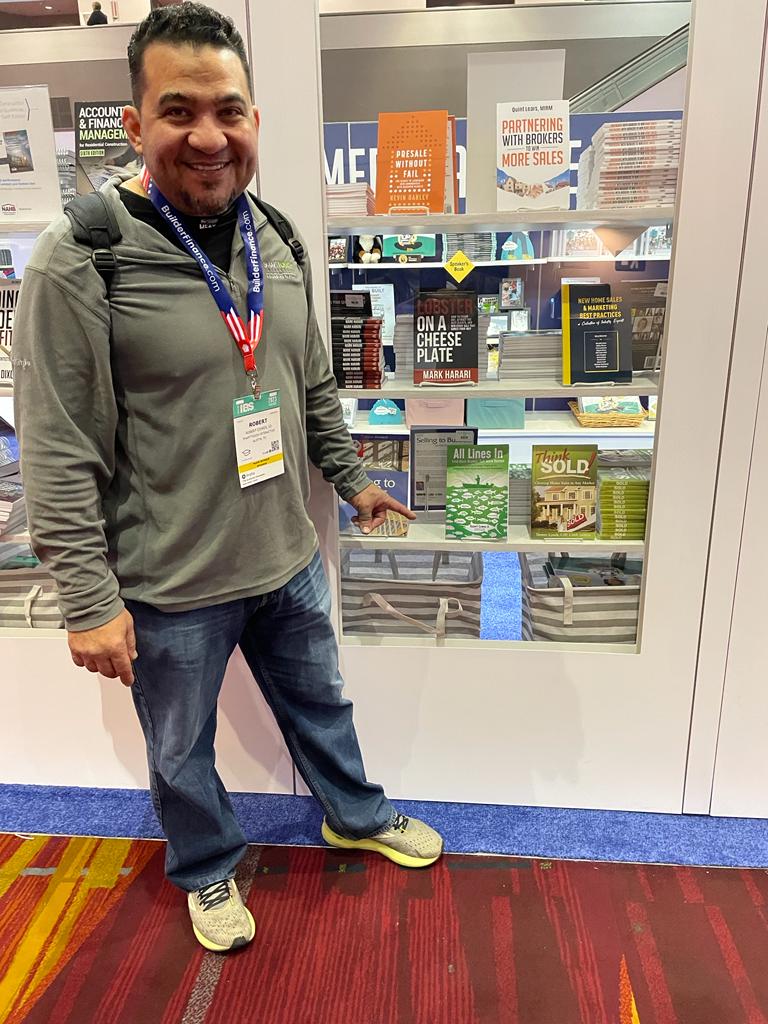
{"left": 232, "top": 390, "right": 285, "bottom": 489}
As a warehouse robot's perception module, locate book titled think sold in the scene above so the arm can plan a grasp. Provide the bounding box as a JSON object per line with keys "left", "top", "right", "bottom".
{"left": 531, "top": 445, "right": 597, "bottom": 540}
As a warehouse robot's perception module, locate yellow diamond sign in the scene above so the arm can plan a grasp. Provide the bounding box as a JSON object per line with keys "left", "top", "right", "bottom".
{"left": 444, "top": 249, "right": 475, "bottom": 283}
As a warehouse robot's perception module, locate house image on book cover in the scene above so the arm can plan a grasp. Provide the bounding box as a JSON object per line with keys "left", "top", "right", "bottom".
{"left": 532, "top": 482, "right": 596, "bottom": 534}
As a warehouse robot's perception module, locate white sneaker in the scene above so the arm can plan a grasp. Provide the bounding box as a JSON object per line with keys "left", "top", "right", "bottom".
{"left": 322, "top": 813, "right": 443, "bottom": 868}
{"left": 187, "top": 878, "right": 256, "bottom": 952}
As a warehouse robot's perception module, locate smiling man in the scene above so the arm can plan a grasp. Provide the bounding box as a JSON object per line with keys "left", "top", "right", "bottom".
{"left": 14, "top": 3, "right": 442, "bottom": 955}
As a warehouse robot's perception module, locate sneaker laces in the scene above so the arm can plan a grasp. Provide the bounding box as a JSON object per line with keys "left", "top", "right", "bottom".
{"left": 195, "top": 879, "right": 232, "bottom": 912}
{"left": 391, "top": 813, "right": 409, "bottom": 833}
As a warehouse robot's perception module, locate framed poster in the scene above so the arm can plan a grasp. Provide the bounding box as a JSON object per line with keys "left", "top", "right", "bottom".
{"left": 0, "top": 86, "right": 62, "bottom": 226}
{"left": 499, "top": 276, "right": 525, "bottom": 310}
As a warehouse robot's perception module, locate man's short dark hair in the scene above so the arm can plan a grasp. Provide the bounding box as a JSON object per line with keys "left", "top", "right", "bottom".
{"left": 93, "top": 2, "right": 101, "bottom": 9}
{"left": 127, "top": 3, "right": 251, "bottom": 108}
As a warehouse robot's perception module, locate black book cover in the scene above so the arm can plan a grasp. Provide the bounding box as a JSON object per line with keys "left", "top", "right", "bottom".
{"left": 413, "top": 290, "right": 478, "bottom": 386}
{"left": 562, "top": 283, "right": 632, "bottom": 386}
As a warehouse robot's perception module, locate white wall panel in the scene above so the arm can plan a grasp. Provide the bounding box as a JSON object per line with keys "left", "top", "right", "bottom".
{"left": 684, "top": 3, "right": 768, "bottom": 814}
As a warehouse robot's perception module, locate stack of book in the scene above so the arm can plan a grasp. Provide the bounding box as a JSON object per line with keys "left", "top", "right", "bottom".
{"left": 577, "top": 119, "right": 681, "bottom": 209}
{"left": 597, "top": 467, "right": 651, "bottom": 540}
{"left": 393, "top": 313, "right": 414, "bottom": 382}
{"left": 498, "top": 331, "right": 561, "bottom": 382}
{"left": 442, "top": 232, "right": 496, "bottom": 262}
{"left": 332, "top": 315, "right": 385, "bottom": 390}
{"left": 508, "top": 464, "right": 531, "bottom": 526}
{"left": 598, "top": 449, "right": 653, "bottom": 470}
{"left": 0, "top": 476, "right": 25, "bottom": 537}
{"left": 326, "top": 183, "right": 375, "bottom": 217}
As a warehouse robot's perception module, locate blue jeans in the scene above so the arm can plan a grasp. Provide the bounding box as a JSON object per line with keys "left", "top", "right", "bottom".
{"left": 126, "top": 551, "right": 395, "bottom": 891}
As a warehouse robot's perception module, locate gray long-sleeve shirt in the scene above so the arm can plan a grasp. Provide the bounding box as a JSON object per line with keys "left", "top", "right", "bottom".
{"left": 13, "top": 176, "right": 368, "bottom": 631}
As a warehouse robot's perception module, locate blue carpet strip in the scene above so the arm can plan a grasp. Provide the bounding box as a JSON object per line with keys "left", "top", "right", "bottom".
{"left": 1, "top": 785, "right": 766, "bottom": 868}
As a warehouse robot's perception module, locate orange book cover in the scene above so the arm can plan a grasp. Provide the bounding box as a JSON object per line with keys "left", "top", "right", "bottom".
{"left": 375, "top": 110, "right": 449, "bottom": 215}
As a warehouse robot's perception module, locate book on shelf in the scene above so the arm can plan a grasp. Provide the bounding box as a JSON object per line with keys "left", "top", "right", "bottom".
{"left": 445, "top": 444, "right": 510, "bottom": 541}
{"left": 0, "top": 476, "right": 25, "bottom": 536}
{"left": 410, "top": 426, "right": 477, "bottom": 513}
{"left": 531, "top": 445, "right": 598, "bottom": 540}
{"left": 326, "top": 183, "right": 375, "bottom": 217}
{"left": 498, "top": 330, "right": 560, "bottom": 382}
{"left": 352, "top": 283, "right": 396, "bottom": 345}
{"left": 0, "top": 248, "right": 16, "bottom": 282}
{"left": 550, "top": 229, "right": 607, "bottom": 260}
{"left": 375, "top": 110, "right": 457, "bottom": 215}
{"left": 477, "top": 293, "right": 501, "bottom": 315}
{"left": 647, "top": 396, "right": 658, "bottom": 421}
{"left": 499, "top": 277, "right": 524, "bottom": 310}
{"left": 508, "top": 463, "right": 532, "bottom": 526}
{"left": 339, "top": 467, "right": 409, "bottom": 536}
{"left": 340, "top": 398, "right": 358, "bottom": 429}
{"left": 393, "top": 313, "right": 415, "bottom": 382}
{"left": 0, "top": 280, "right": 19, "bottom": 389}
{"left": 75, "top": 102, "right": 137, "bottom": 193}
{"left": 627, "top": 279, "right": 667, "bottom": 371}
{"left": 576, "top": 119, "right": 681, "bottom": 210}
{"left": 561, "top": 283, "right": 632, "bottom": 387}
{"left": 598, "top": 448, "right": 653, "bottom": 470}
{"left": 577, "top": 396, "right": 644, "bottom": 415}
{"left": 328, "top": 237, "right": 349, "bottom": 264}
{"left": 508, "top": 308, "right": 531, "bottom": 333}
{"left": 496, "top": 101, "right": 570, "bottom": 212}
{"left": 330, "top": 290, "right": 385, "bottom": 390}
{"left": 597, "top": 466, "right": 650, "bottom": 540}
{"left": 0, "top": 426, "right": 19, "bottom": 478}
{"left": 381, "top": 234, "right": 437, "bottom": 263}
{"left": 414, "top": 290, "right": 478, "bottom": 386}
{"left": 443, "top": 232, "right": 495, "bottom": 262}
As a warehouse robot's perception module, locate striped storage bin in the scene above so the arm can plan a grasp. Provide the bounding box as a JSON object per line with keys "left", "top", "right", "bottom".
{"left": 0, "top": 566, "right": 64, "bottom": 628}
{"left": 340, "top": 548, "right": 483, "bottom": 640}
{"left": 520, "top": 553, "right": 640, "bottom": 644}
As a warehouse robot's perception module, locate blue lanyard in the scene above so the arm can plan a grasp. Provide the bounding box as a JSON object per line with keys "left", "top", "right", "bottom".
{"left": 140, "top": 167, "right": 264, "bottom": 395}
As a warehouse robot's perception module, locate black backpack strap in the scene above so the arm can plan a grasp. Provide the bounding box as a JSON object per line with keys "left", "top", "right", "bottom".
{"left": 252, "top": 197, "right": 305, "bottom": 267}
{"left": 64, "top": 192, "right": 122, "bottom": 293}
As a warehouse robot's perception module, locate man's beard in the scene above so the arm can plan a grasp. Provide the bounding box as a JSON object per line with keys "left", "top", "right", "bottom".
{"left": 177, "top": 183, "right": 239, "bottom": 217}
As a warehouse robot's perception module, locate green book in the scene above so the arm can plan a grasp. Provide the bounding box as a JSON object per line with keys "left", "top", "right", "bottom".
{"left": 531, "top": 445, "right": 598, "bottom": 540}
{"left": 445, "top": 444, "right": 510, "bottom": 540}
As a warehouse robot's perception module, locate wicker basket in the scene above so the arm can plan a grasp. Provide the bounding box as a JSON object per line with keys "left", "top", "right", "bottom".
{"left": 568, "top": 401, "right": 648, "bottom": 429}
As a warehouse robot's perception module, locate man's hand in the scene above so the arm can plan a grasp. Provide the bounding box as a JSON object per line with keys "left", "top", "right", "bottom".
{"left": 346, "top": 482, "right": 416, "bottom": 535}
{"left": 68, "top": 609, "right": 138, "bottom": 687}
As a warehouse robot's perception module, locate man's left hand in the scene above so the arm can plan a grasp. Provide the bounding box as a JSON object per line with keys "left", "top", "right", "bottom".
{"left": 346, "top": 483, "right": 416, "bottom": 535}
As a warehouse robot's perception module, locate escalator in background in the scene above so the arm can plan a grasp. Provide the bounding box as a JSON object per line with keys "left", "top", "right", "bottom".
{"left": 570, "top": 24, "right": 689, "bottom": 112}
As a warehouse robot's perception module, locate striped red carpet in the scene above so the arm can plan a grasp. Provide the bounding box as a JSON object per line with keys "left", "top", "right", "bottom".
{"left": 1, "top": 833, "right": 768, "bottom": 1023}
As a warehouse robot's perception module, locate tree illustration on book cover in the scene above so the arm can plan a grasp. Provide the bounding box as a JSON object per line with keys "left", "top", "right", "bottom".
{"left": 445, "top": 444, "right": 510, "bottom": 540}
